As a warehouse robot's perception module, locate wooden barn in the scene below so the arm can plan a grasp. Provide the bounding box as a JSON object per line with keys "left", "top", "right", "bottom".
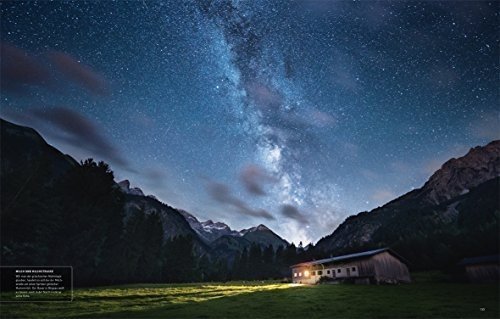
{"left": 458, "top": 255, "right": 499, "bottom": 283}
{"left": 290, "top": 248, "right": 411, "bottom": 284}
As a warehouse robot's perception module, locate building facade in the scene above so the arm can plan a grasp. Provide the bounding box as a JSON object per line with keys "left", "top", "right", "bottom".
{"left": 291, "top": 248, "right": 411, "bottom": 284}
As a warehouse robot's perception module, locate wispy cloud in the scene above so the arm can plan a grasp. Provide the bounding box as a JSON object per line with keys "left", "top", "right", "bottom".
{"left": 2, "top": 107, "right": 132, "bottom": 171}
{"left": 48, "top": 51, "right": 109, "bottom": 96}
{"left": 0, "top": 43, "right": 110, "bottom": 97}
{"left": 29, "top": 107, "right": 128, "bottom": 167}
{"left": 0, "top": 42, "right": 51, "bottom": 93}
{"left": 280, "top": 204, "right": 309, "bottom": 225}
{"left": 245, "top": 82, "right": 282, "bottom": 111}
{"left": 206, "top": 181, "right": 275, "bottom": 220}
{"left": 239, "top": 164, "right": 276, "bottom": 196}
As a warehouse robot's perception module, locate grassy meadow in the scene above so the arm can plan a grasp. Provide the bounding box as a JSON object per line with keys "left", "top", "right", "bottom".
{"left": 1, "top": 279, "right": 498, "bottom": 319}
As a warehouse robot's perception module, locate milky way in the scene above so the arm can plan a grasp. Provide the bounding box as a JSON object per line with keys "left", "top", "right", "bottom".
{"left": 1, "top": 0, "right": 498, "bottom": 244}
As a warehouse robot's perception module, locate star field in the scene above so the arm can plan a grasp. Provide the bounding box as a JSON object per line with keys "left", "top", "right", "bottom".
{"left": 1, "top": 0, "right": 498, "bottom": 244}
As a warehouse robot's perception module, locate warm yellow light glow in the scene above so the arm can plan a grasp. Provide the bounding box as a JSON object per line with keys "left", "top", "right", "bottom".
{"left": 304, "top": 270, "right": 310, "bottom": 277}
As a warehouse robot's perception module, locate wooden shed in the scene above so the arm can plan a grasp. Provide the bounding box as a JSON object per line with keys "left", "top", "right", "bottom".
{"left": 458, "top": 255, "right": 499, "bottom": 283}
{"left": 290, "top": 248, "right": 411, "bottom": 284}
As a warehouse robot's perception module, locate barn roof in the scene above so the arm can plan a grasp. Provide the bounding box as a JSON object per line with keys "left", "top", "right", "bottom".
{"left": 458, "top": 255, "right": 500, "bottom": 266}
{"left": 290, "top": 247, "right": 406, "bottom": 268}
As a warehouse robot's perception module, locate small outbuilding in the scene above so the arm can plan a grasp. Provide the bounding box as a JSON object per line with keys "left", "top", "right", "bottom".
{"left": 290, "top": 248, "right": 411, "bottom": 284}
{"left": 458, "top": 255, "right": 499, "bottom": 283}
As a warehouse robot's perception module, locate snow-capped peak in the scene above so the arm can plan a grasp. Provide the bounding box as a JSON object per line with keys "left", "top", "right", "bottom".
{"left": 201, "top": 220, "right": 231, "bottom": 231}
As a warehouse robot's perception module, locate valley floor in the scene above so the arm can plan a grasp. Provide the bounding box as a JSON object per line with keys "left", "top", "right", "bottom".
{"left": 1, "top": 280, "right": 498, "bottom": 319}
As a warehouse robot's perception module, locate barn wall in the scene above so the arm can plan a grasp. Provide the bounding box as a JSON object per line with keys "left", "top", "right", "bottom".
{"left": 371, "top": 252, "right": 411, "bottom": 283}
{"left": 291, "top": 251, "right": 411, "bottom": 284}
{"left": 465, "top": 264, "right": 500, "bottom": 283}
{"left": 323, "top": 261, "right": 371, "bottom": 278}
{"left": 292, "top": 260, "right": 376, "bottom": 283}
{"left": 348, "top": 259, "right": 375, "bottom": 277}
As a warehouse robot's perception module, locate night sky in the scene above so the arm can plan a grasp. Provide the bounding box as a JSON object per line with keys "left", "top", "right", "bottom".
{"left": 1, "top": 1, "right": 498, "bottom": 244}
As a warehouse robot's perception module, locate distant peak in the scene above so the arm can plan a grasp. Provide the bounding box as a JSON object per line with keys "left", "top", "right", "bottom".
{"left": 118, "top": 179, "right": 130, "bottom": 190}
{"left": 256, "top": 224, "right": 270, "bottom": 231}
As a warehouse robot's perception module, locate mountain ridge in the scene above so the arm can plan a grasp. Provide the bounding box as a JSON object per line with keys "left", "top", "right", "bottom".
{"left": 421, "top": 140, "right": 499, "bottom": 204}
{"left": 177, "top": 208, "right": 288, "bottom": 248}
{"left": 315, "top": 140, "right": 499, "bottom": 269}
{"left": 2, "top": 117, "right": 497, "bottom": 270}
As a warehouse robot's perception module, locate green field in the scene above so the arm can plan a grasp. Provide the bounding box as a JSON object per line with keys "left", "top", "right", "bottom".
{"left": 1, "top": 280, "right": 498, "bottom": 319}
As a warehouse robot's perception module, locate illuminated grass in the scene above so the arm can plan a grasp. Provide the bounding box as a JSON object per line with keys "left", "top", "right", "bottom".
{"left": 1, "top": 281, "right": 498, "bottom": 318}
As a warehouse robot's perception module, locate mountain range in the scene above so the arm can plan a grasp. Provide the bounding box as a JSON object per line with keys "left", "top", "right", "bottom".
{"left": 315, "top": 140, "right": 499, "bottom": 269}
{"left": 0, "top": 118, "right": 288, "bottom": 260}
{"left": 1, "top": 117, "right": 498, "bottom": 270}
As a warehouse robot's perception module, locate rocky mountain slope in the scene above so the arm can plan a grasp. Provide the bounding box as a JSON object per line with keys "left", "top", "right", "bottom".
{"left": 117, "top": 179, "right": 145, "bottom": 196}
{"left": 240, "top": 224, "right": 288, "bottom": 248}
{"left": 420, "top": 140, "right": 500, "bottom": 204}
{"left": 315, "top": 140, "right": 500, "bottom": 269}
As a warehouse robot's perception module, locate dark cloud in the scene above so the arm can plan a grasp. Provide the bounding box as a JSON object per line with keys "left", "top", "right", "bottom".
{"left": 206, "top": 181, "right": 275, "bottom": 220}
{"left": 239, "top": 164, "right": 276, "bottom": 196}
{"left": 0, "top": 43, "right": 109, "bottom": 96}
{"left": 0, "top": 42, "right": 51, "bottom": 92}
{"left": 29, "top": 107, "right": 130, "bottom": 169}
{"left": 207, "top": 181, "right": 235, "bottom": 203}
{"left": 48, "top": 51, "right": 109, "bottom": 96}
{"left": 244, "top": 82, "right": 336, "bottom": 141}
{"left": 142, "top": 168, "right": 168, "bottom": 185}
{"left": 281, "top": 204, "right": 309, "bottom": 225}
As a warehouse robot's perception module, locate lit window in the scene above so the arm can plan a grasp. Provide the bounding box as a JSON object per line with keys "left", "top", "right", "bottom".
{"left": 299, "top": 272, "right": 302, "bottom": 277}
{"left": 294, "top": 272, "right": 297, "bottom": 277}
